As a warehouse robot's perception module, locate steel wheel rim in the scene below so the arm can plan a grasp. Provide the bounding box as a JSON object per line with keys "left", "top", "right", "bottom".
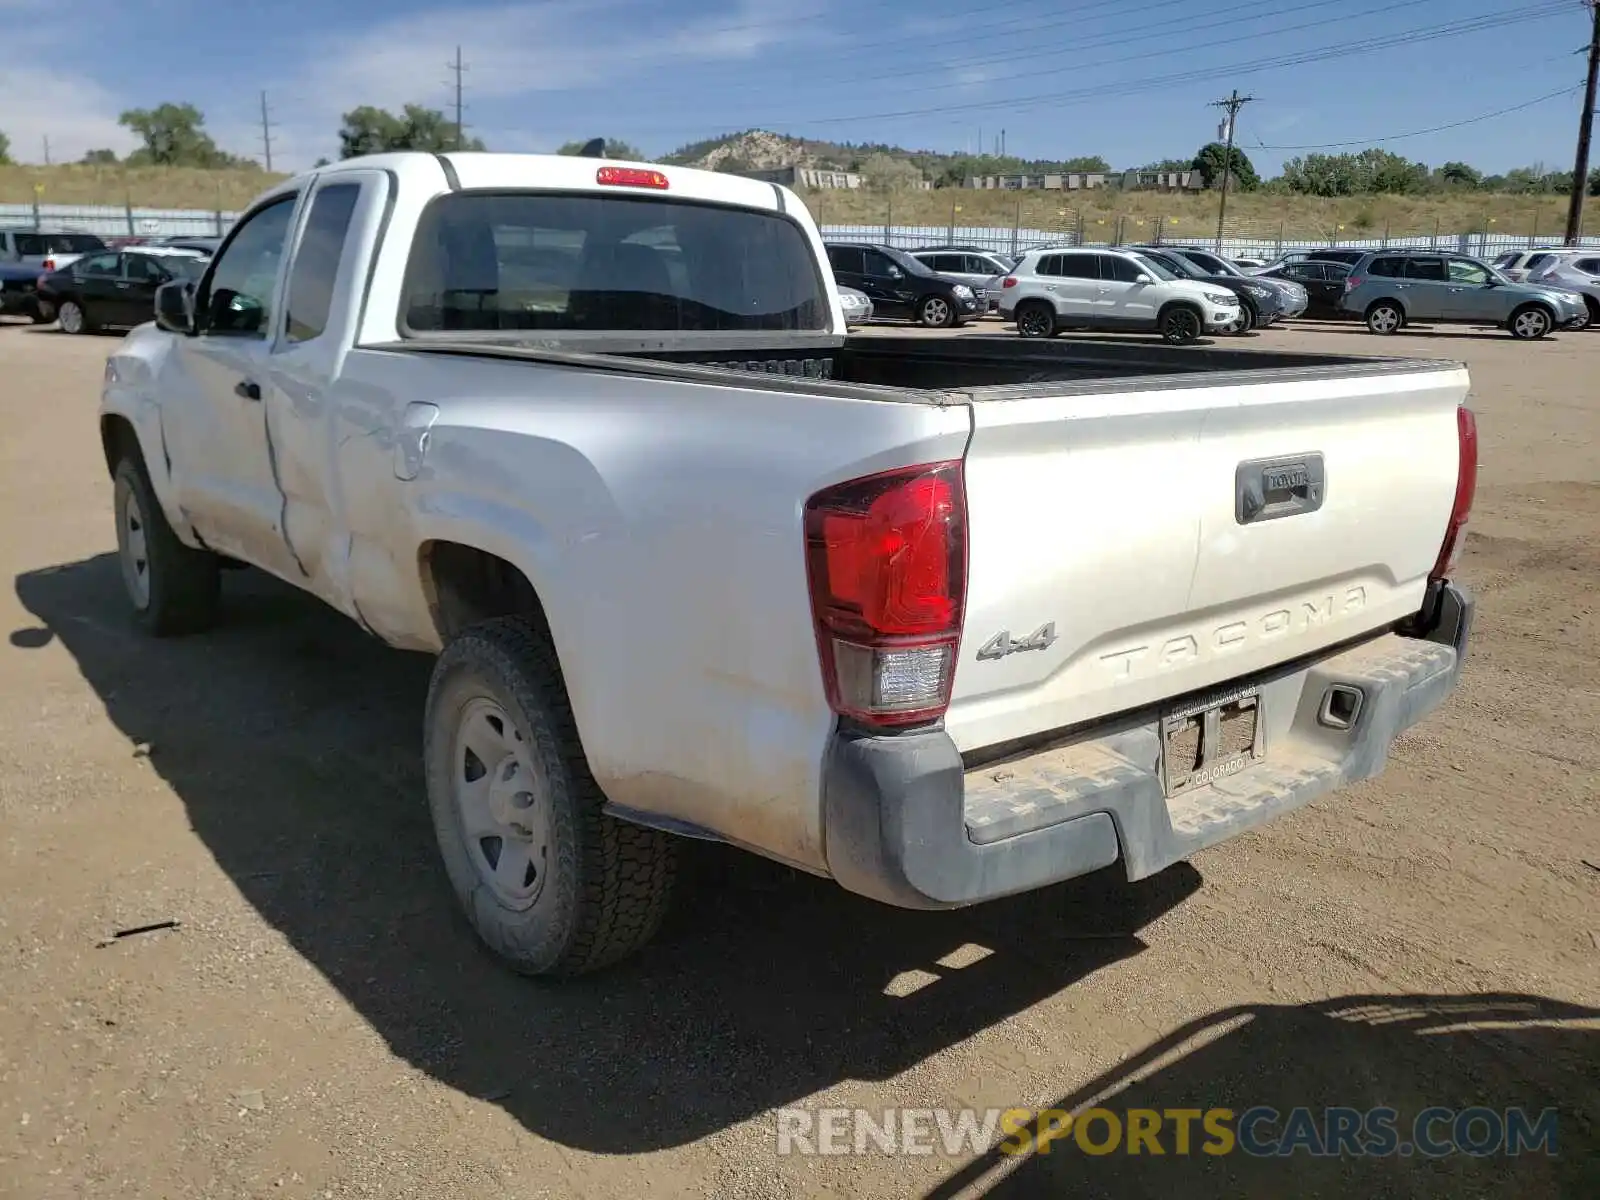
{"left": 59, "top": 302, "right": 82, "bottom": 333}
{"left": 1019, "top": 308, "right": 1049, "bottom": 337}
{"left": 452, "top": 696, "right": 551, "bottom": 911}
{"left": 1515, "top": 310, "right": 1547, "bottom": 338}
{"left": 1370, "top": 307, "right": 1399, "bottom": 333}
{"left": 923, "top": 298, "right": 950, "bottom": 326}
{"left": 116, "top": 480, "right": 151, "bottom": 610}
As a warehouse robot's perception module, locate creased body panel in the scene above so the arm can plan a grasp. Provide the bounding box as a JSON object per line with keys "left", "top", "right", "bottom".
{"left": 946, "top": 364, "right": 1469, "bottom": 755}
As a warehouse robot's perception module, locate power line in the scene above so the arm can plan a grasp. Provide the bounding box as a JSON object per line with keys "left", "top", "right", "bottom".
{"left": 698, "top": 2, "right": 1571, "bottom": 131}
{"left": 1210, "top": 90, "right": 1254, "bottom": 251}
{"left": 259, "top": 91, "right": 277, "bottom": 172}
{"left": 1251, "top": 85, "right": 1584, "bottom": 150}
{"left": 1564, "top": 0, "right": 1599, "bottom": 243}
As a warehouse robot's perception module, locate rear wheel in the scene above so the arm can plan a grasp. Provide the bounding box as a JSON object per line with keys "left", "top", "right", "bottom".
{"left": 1014, "top": 301, "right": 1056, "bottom": 339}
{"left": 424, "top": 617, "right": 677, "bottom": 977}
{"left": 29, "top": 298, "right": 55, "bottom": 324}
{"left": 57, "top": 299, "right": 92, "bottom": 334}
{"left": 1158, "top": 305, "right": 1203, "bottom": 345}
{"left": 918, "top": 295, "right": 955, "bottom": 328}
{"left": 1365, "top": 301, "right": 1403, "bottom": 335}
{"left": 1508, "top": 304, "right": 1552, "bottom": 340}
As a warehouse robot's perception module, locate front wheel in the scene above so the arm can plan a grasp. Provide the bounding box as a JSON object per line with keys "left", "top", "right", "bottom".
{"left": 1508, "top": 305, "right": 1552, "bottom": 340}
{"left": 424, "top": 618, "right": 677, "bottom": 977}
{"left": 112, "top": 455, "right": 221, "bottom": 635}
{"left": 918, "top": 295, "right": 955, "bottom": 328}
{"left": 1159, "top": 305, "right": 1203, "bottom": 345}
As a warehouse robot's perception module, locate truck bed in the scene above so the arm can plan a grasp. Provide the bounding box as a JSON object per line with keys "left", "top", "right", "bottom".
{"left": 375, "top": 333, "right": 1454, "bottom": 403}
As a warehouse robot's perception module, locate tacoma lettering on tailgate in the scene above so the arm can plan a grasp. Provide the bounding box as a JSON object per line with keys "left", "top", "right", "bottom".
{"left": 1098, "top": 587, "right": 1368, "bottom": 680}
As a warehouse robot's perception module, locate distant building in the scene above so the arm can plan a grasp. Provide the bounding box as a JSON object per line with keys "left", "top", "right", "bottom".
{"left": 731, "top": 165, "right": 864, "bottom": 189}
{"left": 1118, "top": 169, "right": 1205, "bottom": 192}
{"left": 964, "top": 170, "right": 1205, "bottom": 193}
{"left": 965, "top": 172, "right": 1108, "bottom": 191}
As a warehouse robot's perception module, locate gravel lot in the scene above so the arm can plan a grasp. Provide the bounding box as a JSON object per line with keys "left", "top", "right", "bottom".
{"left": 0, "top": 318, "right": 1595, "bottom": 1199}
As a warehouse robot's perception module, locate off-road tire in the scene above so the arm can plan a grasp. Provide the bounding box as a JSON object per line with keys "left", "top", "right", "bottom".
{"left": 424, "top": 617, "right": 677, "bottom": 977}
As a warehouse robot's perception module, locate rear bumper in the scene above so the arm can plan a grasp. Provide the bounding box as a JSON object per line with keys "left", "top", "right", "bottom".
{"left": 822, "top": 582, "right": 1473, "bottom": 910}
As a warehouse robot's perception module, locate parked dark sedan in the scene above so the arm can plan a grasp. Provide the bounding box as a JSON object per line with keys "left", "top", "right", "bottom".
{"left": 1261, "top": 260, "right": 1353, "bottom": 320}
{"left": 1128, "top": 244, "right": 1285, "bottom": 334}
{"left": 37, "top": 248, "right": 209, "bottom": 334}
{"left": 823, "top": 242, "right": 985, "bottom": 327}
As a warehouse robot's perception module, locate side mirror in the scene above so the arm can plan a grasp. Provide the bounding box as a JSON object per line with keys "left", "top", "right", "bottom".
{"left": 887, "top": 266, "right": 903, "bottom": 280}
{"left": 1135, "top": 273, "right": 1153, "bottom": 284}
{"left": 154, "top": 280, "right": 195, "bottom": 335}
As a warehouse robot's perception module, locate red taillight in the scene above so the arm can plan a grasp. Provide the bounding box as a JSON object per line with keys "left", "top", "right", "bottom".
{"left": 595, "top": 166, "right": 669, "bottom": 190}
{"left": 1001, "top": 275, "right": 1018, "bottom": 288}
{"left": 1343, "top": 274, "right": 1362, "bottom": 292}
{"left": 804, "top": 461, "right": 967, "bottom": 729}
{"left": 41, "top": 257, "right": 55, "bottom": 272}
{"left": 1430, "top": 405, "right": 1478, "bottom": 582}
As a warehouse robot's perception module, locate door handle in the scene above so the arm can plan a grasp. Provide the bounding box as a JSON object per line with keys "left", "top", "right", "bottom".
{"left": 114, "top": 282, "right": 130, "bottom": 289}
{"left": 235, "top": 379, "right": 262, "bottom": 401}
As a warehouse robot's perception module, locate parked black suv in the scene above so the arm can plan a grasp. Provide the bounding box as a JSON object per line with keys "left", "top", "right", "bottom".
{"left": 1129, "top": 245, "right": 1285, "bottom": 333}
{"left": 824, "top": 242, "right": 985, "bottom": 327}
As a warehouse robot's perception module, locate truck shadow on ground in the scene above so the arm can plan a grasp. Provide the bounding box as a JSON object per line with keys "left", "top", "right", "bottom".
{"left": 926, "top": 992, "right": 1599, "bottom": 1199}
{"left": 15, "top": 554, "right": 1201, "bottom": 1154}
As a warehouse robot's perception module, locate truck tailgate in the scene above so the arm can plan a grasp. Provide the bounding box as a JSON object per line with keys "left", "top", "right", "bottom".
{"left": 946, "top": 363, "right": 1469, "bottom": 754}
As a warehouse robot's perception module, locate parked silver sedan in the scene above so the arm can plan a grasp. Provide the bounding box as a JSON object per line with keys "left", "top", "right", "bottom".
{"left": 1339, "top": 250, "right": 1588, "bottom": 339}
{"left": 838, "top": 286, "right": 873, "bottom": 326}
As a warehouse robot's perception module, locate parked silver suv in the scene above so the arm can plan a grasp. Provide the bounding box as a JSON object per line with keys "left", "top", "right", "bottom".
{"left": 1338, "top": 250, "right": 1588, "bottom": 339}
{"left": 910, "top": 249, "right": 1010, "bottom": 311}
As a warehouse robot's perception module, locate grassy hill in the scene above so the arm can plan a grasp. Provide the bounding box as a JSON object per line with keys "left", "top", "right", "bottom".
{"left": 1, "top": 156, "right": 1581, "bottom": 243}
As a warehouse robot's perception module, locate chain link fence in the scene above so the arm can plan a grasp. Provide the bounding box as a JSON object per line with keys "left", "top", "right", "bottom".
{"left": 5, "top": 200, "right": 1596, "bottom": 260}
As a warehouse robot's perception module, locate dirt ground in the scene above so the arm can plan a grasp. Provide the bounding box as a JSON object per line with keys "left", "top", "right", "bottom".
{"left": 0, "top": 317, "right": 1595, "bottom": 1200}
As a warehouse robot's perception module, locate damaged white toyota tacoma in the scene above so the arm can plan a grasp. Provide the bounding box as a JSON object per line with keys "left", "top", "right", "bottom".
{"left": 97, "top": 151, "right": 1477, "bottom": 975}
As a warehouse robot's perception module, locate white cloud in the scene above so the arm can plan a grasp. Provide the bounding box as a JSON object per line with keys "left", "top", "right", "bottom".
{"left": 0, "top": 68, "right": 140, "bottom": 163}
{"left": 267, "top": 0, "right": 830, "bottom": 168}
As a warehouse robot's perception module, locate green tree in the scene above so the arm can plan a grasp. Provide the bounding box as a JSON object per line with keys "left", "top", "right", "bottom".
{"left": 1059, "top": 155, "right": 1111, "bottom": 173}
{"left": 0, "top": 129, "right": 11, "bottom": 165}
{"left": 118, "top": 103, "right": 248, "bottom": 167}
{"left": 1590, "top": 167, "right": 1600, "bottom": 197}
{"left": 1192, "top": 142, "right": 1259, "bottom": 191}
{"left": 81, "top": 148, "right": 120, "bottom": 165}
{"left": 556, "top": 138, "right": 643, "bottom": 160}
{"left": 1435, "top": 160, "right": 1481, "bottom": 189}
{"left": 1140, "top": 158, "right": 1192, "bottom": 173}
{"left": 858, "top": 152, "right": 925, "bottom": 189}
{"left": 339, "top": 104, "right": 485, "bottom": 158}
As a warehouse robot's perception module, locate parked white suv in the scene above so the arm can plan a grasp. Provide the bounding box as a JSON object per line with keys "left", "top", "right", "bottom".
{"left": 998, "top": 247, "right": 1242, "bottom": 344}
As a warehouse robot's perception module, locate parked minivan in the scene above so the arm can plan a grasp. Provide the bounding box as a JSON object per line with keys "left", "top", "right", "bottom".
{"left": 998, "top": 247, "right": 1241, "bottom": 344}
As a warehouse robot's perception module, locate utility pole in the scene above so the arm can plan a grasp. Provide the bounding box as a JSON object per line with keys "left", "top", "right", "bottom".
{"left": 1564, "top": 0, "right": 1600, "bottom": 245}
{"left": 42, "top": 135, "right": 51, "bottom": 166}
{"left": 448, "top": 45, "right": 468, "bottom": 151}
{"left": 1209, "top": 89, "right": 1254, "bottom": 253}
{"left": 258, "top": 91, "right": 276, "bottom": 172}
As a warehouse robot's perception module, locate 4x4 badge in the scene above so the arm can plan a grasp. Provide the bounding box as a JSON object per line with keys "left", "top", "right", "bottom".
{"left": 976, "top": 622, "right": 1058, "bottom": 660}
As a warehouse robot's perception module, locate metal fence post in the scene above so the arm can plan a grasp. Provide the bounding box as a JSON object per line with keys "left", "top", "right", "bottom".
{"left": 1277, "top": 221, "right": 1284, "bottom": 256}
{"left": 1012, "top": 200, "right": 1021, "bottom": 257}
{"left": 884, "top": 195, "right": 892, "bottom": 243}
{"left": 31, "top": 185, "right": 42, "bottom": 231}
{"left": 125, "top": 196, "right": 136, "bottom": 237}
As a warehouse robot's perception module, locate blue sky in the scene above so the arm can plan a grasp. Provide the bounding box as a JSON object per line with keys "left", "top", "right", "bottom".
{"left": 2, "top": 0, "right": 1593, "bottom": 175}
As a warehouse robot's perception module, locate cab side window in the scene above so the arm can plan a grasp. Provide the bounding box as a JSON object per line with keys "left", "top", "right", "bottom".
{"left": 200, "top": 195, "right": 298, "bottom": 337}
{"left": 284, "top": 183, "right": 361, "bottom": 344}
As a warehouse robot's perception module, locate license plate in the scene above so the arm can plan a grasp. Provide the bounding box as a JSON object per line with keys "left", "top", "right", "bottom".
{"left": 1161, "top": 685, "right": 1264, "bottom": 796}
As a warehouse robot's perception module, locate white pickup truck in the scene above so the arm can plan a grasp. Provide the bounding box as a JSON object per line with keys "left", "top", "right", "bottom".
{"left": 98, "top": 152, "right": 1477, "bottom": 976}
